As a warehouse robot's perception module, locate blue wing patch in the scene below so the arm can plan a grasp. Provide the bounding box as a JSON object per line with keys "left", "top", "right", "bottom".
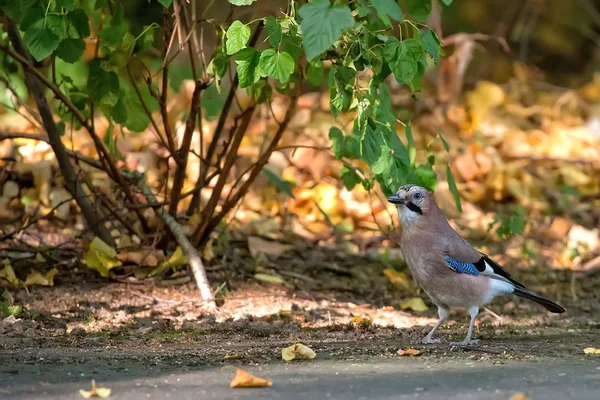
{"left": 445, "top": 256, "right": 480, "bottom": 276}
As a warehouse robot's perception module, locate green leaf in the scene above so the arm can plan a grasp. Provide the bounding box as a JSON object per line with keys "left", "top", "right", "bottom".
{"left": 446, "top": 165, "right": 462, "bottom": 212}
{"left": 372, "top": 145, "right": 394, "bottom": 174}
{"left": 56, "top": 0, "right": 75, "bottom": 10}
{"left": 158, "top": 0, "right": 173, "bottom": 7}
{"left": 88, "top": 59, "right": 119, "bottom": 107}
{"left": 99, "top": 9, "right": 128, "bottom": 46}
{"left": 419, "top": 29, "right": 443, "bottom": 64}
{"left": 341, "top": 165, "right": 362, "bottom": 191}
{"left": 406, "top": 0, "right": 432, "bottom": 22}
{"left": 415, "top": 165, "right": 436, "bottom": 191}
{"left": 228, "top": 0, "right": 257, "bottom": 5}
{"left": 306, "top": 61, "right": 323, "bottom": 86}
{"left": 226, "top": 20, "right": 251, "bottom": 55}
{"left": 235, "top": 47, "right": 261, "bottom": 88}
{"left": 360, "top": 119, "right": 385, "bottom": 166}
{"left": 45, "top": 13, "right": 66, "bottom": 38}
{"left": 248, "top": 80, "right": 272, "bottom": 104}
{"left": 441, "top": 0, "right": 453, "bottom": 5}
{"left": 329, "top": 127, "right": 344, "bottom": 159}
{"left": 371, "top": 0, "right": 403, "bottom": 27}
{"left": 437, "top": 130, "right": 450, "bottom": 152}
{"left": 68, "top": 9, "right": 90, "bottom": 38}
{"left": 329, "top": 66, "right": 356, "bottom": 116}
{"left": 266, "top": 16, "right": 282, "bottom": 47}
{"left": 280, "top": 32, "right": 303, "bottom": 60}
{"left": 344, "top": 135, "right": 361, "bottom": 158}
{"left": 110, "top": 80, "right": 158, "bottom": 132}
{"left": 136, "top": 25, "right": 156, "bottom": 53}
{"left": 263, "top": 168, "right": 295, "bottom": 198}
{"left": 258, "top": 49, "right": 295, "bottom": 83}
{"left": 299, "top": 0, "right": 355, "bottom": 61}
{"left": 384, "top": 37, "right": 423, "bottom": 86}
{"left": 20, "top": 8, "right": 44, "bottom": 32}
{"left": 55, "top": 38, "right": 85, "bottom": 63}
{"left": 23, "top": 20, "right": 60, "bottom": 61}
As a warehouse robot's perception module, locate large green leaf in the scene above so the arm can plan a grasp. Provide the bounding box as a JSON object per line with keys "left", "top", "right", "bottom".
{"left": 299, "top": 0, "right": 354, "bottom": 61}
{"left": 266, "top": 16, "right": 282, "bottom": 47}
{"left": 23, "top": 20, "right": 60, "bottom": 61}
{"left": 235, "top": 47, "right": 261, "bottom": 88}
{"left": 384, "top": 37, "right": 423, "bottom": 86}
{"left": 248, "top": 80, "right": 272, "bottom": 104}
{"left": 158, "top": 0, "right": 173, "bottom": 7}
{"left": 371, "top": 145, "right": 394, "bottom": 174}
{"left": 415, "top": 165, "right": 436, "bottom": 191}
{"left": 419, "top": 29, "right": 443, "bottom": 64}
{"left": 341, "top": 165, "right": 362, "bottom": 191}
{"left": 258, "top": 49, "right": 295, "bottom": 83}
{"left": 306, "top": 60, "right": 324, "bottom": 85}
{"left": 329, "top": 127, "right": 344, "bottom": 159}
{"left": 226, "top": 20, "right": 251, "bottom": 55}
{"left": 88, "top": 59, "right": 119, "bottom": 107}
{"left": 68, "top": 9, "right": 90, "bottom": 38}
{"left": 406, "top": 0, "right": 432, "bottom": 22}
{"left": 371, "top": 0, "right": 403, "bottom": 26}
{"left": 55, "top": 38, "right": 85, "bottom": 63}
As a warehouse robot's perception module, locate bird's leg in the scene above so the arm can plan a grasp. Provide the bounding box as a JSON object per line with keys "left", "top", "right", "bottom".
{"left": 450, "top": 306, "right": 480, "bottom": 345}
{"left": 422, "top": 307, "right": 449, "bottom": 344}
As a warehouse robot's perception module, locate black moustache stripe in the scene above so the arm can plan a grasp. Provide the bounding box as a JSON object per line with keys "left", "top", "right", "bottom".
{"left": 405, "top": 202, "right": 422, "bottom": 214}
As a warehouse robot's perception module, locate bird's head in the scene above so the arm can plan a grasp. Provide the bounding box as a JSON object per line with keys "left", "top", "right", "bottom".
{"left": 387, "top": 184, "right": 433, "bottom": 227}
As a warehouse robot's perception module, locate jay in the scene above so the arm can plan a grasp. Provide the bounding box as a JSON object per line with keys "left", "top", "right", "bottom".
{"left": 388, "top": 184, "right": 565, "bottom": 345}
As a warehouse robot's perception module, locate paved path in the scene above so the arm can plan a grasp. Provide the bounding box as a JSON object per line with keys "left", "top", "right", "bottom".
{"left": 1, "top": 348, "right": 598, "bottom": 399}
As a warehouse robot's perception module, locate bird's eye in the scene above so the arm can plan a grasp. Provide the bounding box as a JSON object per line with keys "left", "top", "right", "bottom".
{"left": 414, "top": 192, "right": 423, "bottom": 200}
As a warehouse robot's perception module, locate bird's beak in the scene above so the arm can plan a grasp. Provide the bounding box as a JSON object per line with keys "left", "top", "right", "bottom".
{"left": 387, "top": 194, "right": 405, "bottom": 205}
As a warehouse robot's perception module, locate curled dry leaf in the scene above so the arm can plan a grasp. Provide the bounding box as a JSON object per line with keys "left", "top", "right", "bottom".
{"left": 583, "top": 347, "right": 600, "bottom": 354}
{"left": 149, "top": 247, "right": 187, "bottom": 277}
{"left": 248, "top": 236, "right": 294, "bottom": 258}
{"left": 223, "top": 354, "right": 245, "bottom": 360}
{"left": 281, "top": 343, "right": 317, "bottom": 361}
{"left": 396, "top": 348, "right": 423, "bottom": 357}
{"left": 24, "top": 268, "right": 58, "bottom": 286}
{"left": 507, "top": 393, "right": 531, "bottom": 400}
{"left": 230, "top": 368, "right": 272, "bottom": 388}
{"left": 383, "top": 269, "right": 410, "bottom": 290}
{"left": 79, "top": 379, "right": 111, "bottom": 398}
{"left": 254, "top": 273, "right": 286, "bottom": 285}
{"left": 85, "top": 237, "right": 122, "bottom": 278}
{"left": 400, "top": 297, "right": 429, "bottom": 312}
{"left": 0, "top": 262, "right": 20, "bottom": 287}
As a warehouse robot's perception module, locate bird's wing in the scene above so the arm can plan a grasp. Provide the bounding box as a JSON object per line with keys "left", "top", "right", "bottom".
{"left": 443, "top": 237, "right": 526, "bottom": 289}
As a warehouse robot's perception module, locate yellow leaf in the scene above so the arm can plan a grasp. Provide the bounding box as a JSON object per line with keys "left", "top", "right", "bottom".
{"left": 281, "top": 343, "right": 317, "bottom": 361}
{"left": 350, "top": 315, "right": 373, "bottom": 328}
{"left": 507, "top": 393, "right": 530, "bottom": 400}
{"left": 400, "top": 297, "right": 429, "bottom": 312}
{"left": 248, "top": 236, "right": 294, "bottom": 258}
{"left": 24, "top": 268, "right": 58, "bottom": 286}
{"left": 396, "top": 348, "right": 423, "bottom": 357}
{"left": 149, "top": 247, "right": 186, "bottom": 277}
{"left": 85, "top": 237, "right": 122, "bottom": 278}
{"left": 254, "top": 273, "right": 286, "bottom": 285}
{"left": 223, "top": 354, "right": 244, "bottom": 360}
{"left": 584, "top": 347, "right": 600, "bottom": 354}
{"left": 0, "top": 262, "right": 20, "bottom": 286}
{"left": 383, "top": 269, "right": 410, "bottom": 290}
{"left": 79, "top": 380, "right": 111, "bottom": 398}
{"left": 230, "top": 368, "right": 272, "bottom": 388}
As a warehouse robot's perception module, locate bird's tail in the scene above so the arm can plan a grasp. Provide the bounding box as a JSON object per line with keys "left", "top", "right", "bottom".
{"left": 513, "top": 287, "right": 565, "bottom": 313}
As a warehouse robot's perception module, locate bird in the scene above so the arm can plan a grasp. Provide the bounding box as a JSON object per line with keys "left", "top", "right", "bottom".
{"left": 387, "top": 184, "right": 565, "bottom": 345}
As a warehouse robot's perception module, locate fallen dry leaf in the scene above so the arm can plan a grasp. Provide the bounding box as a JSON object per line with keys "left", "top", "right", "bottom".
{"left": 223, "top": 354, "right": 245, "bottom": 360}
{"left": 583, "top": 347, "right": 600, "bottom": 354}
{"left": 79, "top": 379, "right": 111, "bottom": 398}
{"left": 248, "top": 236, "right": 294, "bottom": 258}
{"left": 0, "top": 262, "right": 20, "bottom": 287}
{"left": 400, "top": 297, "right": 429, "bottom": 312}
{"left": 24, "top": 268, "right": 58, "bottom": 286}
{"left": 350, "top": 315, "right": 373, "bottom": 327}
{"left": 507, "top": 393, "right": 530, "bottom": 400}
{"left": 254, "top": 273, "right": 286, "bottom": 285}
{"left": 85, "top": 237, "right": 122, "bottom": 278}
{"left": 281, "top": 343, "right": 317, "bottom": 361}
{"left": 149, "top": 247, "right": 186, "bottom": 277}
{"left": 396, "top": 348, "right": 423, "bottom": 357}
{"left": 383, "top": 269, "right": 410, "bottom": 290}
{"left": 230, "top": 368, "right": 272, "bottom": 388}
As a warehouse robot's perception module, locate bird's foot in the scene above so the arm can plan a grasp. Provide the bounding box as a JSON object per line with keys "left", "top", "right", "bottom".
{"left": 421, "top": 337, "right": 443, "bottom": 344}
{"left": 449, "top": 339, "right": 480, "bottom": 346}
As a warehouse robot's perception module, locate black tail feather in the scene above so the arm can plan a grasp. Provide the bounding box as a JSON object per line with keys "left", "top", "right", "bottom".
{"left": 514, "top": 287, "right": 565, "bottom": 314}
